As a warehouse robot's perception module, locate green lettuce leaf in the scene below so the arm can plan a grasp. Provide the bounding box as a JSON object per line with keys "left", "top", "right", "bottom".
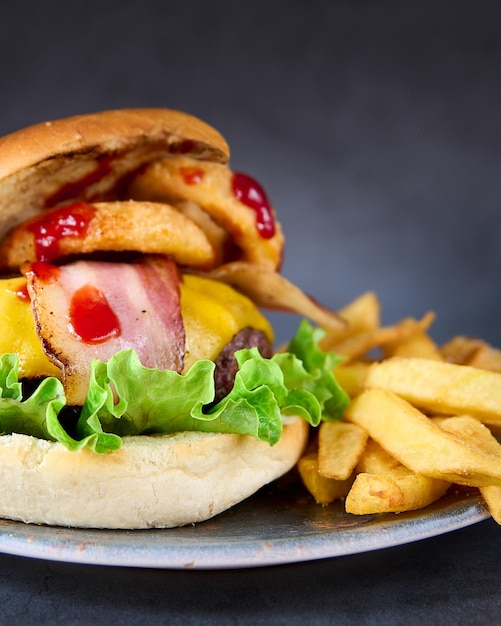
{"left": 0, "top": 319, "right": 350, "bottom": 452}
{"left": 0, "top": 354, "right": 113, "bottom": 451}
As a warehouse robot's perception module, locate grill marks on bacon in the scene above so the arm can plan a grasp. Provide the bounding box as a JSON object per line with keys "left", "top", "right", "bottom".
{"left": 26, "top": 256, "right": 185, "bottom": 405}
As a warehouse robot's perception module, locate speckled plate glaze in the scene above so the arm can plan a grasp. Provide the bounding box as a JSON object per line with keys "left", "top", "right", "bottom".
{"left": 0, "top": 479, "right": 490, "bottom": 569}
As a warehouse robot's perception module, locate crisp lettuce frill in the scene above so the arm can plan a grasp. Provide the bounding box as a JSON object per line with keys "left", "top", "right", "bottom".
{"left": 0, "top": 320, "right": 350, "bottom": 453}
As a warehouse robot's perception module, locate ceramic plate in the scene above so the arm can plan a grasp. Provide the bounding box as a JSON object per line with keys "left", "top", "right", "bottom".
{"left": 0, "top": 478, "right": 490, "bottom": 569}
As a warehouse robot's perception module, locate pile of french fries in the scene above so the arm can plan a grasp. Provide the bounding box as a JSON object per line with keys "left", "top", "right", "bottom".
{"left": 298, "top": 291, "right": 501, "bottom": 523}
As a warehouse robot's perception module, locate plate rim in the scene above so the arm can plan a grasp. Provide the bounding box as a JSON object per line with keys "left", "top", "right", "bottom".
{"left": 0, "top": 494, "right": 490, "bottom": 570}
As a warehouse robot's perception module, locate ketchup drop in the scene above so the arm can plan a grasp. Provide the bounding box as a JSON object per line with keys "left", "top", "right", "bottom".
{"left": 29, "top": 261, "right": 61, "bottom": 282}
{"left": 15, "top": 283, "right": 30, "bottom": 302}
{"left": 180, "top": 166, "right": 205, "bottom": 185}
{"left": 231, "top": 172, "right": 276, "bottom": 239}
{"left": 27, "top": 202, "right": 96, "bottom": 262}
{"left": 69, "top": 284, "right": 121, "bottom": 344}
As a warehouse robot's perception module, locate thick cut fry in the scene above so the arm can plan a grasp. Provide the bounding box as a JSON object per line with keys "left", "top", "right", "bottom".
{"left": 318, "top": 421, "right": 368, "bottom": 480}
{"left": 432, "top": 415, "right": 501, "bottom": 457}
{"left": 433, "top": 415, "right": 501, "bottom": 524}
{"left": 440, "top": 336, "right": 501, "bottom": 372}
{"left": 479, "top": 485, "right": 501, "bottom": 524}
{"left": 440, "top": 336, "right": 487, "bottom": 365}
{"left": 468, "top": 344, "right": 501, "bottom": 373}
{"left": 329, "top": 312, "right": 435, "bottom": 362}
{"left": 345, "top": 472, "right": 449, "bottom": 515}
{"left": 335, "top": 362, "right": 371, "bottom": 397}
{"left": 347, "top": 438, "right": 449, "bottom": 515}
{"left": 356, "top": 438, "right": 412, "bottom": 477}
{"left": 365, "top": 357, "right": 501, "bottom": 424}
{"left": 298, "top": 453, "right": 354, "bottom": 505}
{"left": 320, "top": 291, "right": 380, "bottom": 350}
{"left": 383, "top": 330, "right": 442, "bottom": 361}
{"left": 344, "top": 389, "right": 501, "bottom": 487}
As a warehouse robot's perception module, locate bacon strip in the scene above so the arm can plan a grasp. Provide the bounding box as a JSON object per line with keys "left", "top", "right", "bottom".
{"left": 26, "top": 256, "right": 185, "bottom": 405}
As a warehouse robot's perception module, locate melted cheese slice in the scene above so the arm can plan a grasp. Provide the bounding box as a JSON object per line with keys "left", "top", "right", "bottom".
{"left": 0, "top": 274, "right": 273, "bottom": 379}
{"left": 0, "top": 277, "right": 60, "bottom": 378}
{"left": 180, "top": 274, "right": 273, "bottom": 371}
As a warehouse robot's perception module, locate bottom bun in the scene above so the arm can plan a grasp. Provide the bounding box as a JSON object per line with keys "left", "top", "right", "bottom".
{"left": 0, "top": 418, "right": 308, "bottom": 529}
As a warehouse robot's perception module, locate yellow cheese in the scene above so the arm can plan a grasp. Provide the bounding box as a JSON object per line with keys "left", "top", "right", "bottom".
{"left": 0, "top": 274, "right": 273, "bottom": 379}
{"left": 180, "top": 274, "right": 273, "bottom": 371}
{"left": 0, "top": 277, "right": 60, "bottom": 378}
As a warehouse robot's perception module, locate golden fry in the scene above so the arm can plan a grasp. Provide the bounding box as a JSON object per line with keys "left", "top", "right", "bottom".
{"left": 344, "top": 389, "right": 501, "bottom": 487}
{"left": 345, "top": 472, "right": 449, "bottom": 515}
{"left": 432, "top": 415, "right": 501, "bottom": 457}
{"left": 440, "top": 336, "right": 486, "bottom": 365}
{"left": 346, "top": 438, "right": 449, "bottom": 515}
{"left": 468, "top": 344, "right": 501, "bottom": 373}
{"left": 320, "top": 291, "right": 380, "bottom": 350}
{"left": 329, "top": 312, "right": 435, "bottom": 362}
{"left": 335, "top": 361, "right": 371, "bottom": 397}
{"left": 383, "top": 330, "right": 442, "bottom": 361}
{"left": 433, "top": 415, "right": 501, "bottom": 524}
{"left": 479, "top": 486, "right": 501, "bottom": 524}
{"left": 298, "top": 453, "right": 354, "bottom": 505}
{"left": 297, "top": 290, "right": 501, "bottom": 524}
{"left": 356, "top": 438, "right": 412, "bottom": 477}
{"left": 318, "top": 421, "right": 368, "bottom": 480}
{"left": 440, "top": 336, "right": 501, "bottom": 372}
{"left": 365, "top": 357, "right": 501, "bottom": 424}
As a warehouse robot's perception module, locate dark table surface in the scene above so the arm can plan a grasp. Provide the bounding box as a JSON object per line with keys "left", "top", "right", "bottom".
{"left": 0, "top": 517, "right": 499, "bottom": 625}
{"left": 1, "top": 1, "right": 501, "bottom": 623}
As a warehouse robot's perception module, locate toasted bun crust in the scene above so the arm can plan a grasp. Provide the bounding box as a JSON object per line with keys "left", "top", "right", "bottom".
{"left": 0, "top": 108, "right": 229, "bottom": 240}
{"left": 0, "top": 418, "right": 308, "bottom": 529}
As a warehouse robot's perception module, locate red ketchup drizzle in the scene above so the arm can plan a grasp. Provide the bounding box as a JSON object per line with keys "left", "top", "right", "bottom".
{"left": 231, "top": 172, "right": 276, "bottom": 239}
{"left": 180, "top": 166, "right": 205, "bottom": 185}
{"left": 15, "top": 283, "right": 30, "bottom": 302}
{"left": 29, "top": 261, "right": 61, "bottom": 282}
{"left": 45, "top": 156, "right": 114, "bottom": 207}
{"left": 69, "top": 284, "right": 121, "bottom": 344}
{"left": 27, "top": 202, "right": 96, "bottom": 262}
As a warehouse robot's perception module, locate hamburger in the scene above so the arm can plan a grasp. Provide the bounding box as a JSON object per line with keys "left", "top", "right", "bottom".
{"left": 0, "top": 108, "right": 349, "bottom": 529}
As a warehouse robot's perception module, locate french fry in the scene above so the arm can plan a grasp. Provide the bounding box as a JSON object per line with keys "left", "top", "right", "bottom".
{"left": 440, "top": 336, "right": 501, "bottom": 372}
{"left": 440, "top": 336, "right": 486, "bottom": 365}
{"left": 345, "top": 437, "right": 449, "bottom": 514}
{"left": 329, "top": 312, "right": 435, "bottom": 362}
{"left": 383, "top": 329, "right": 442, "bottom": 361}
{"left": 345, "top": 472, "right": 450, "bottom": 515}
{"left": 335, "top": 361, "right": 371, "bottom": 397}
{"left": 318, "top": 421, "right": 368, "bottom": 480}
{"left": 356, "top": 438, "right": 411, "bottom": 476}
{"left": 432, "top": 415, "right": 501, "bottom": 457}
{"left": 320, "top": 291, "right": 380, "bottom": 351}
{"left": 433, "top": 415, "right": 501, "bottom": 524}
{"left": 297, "top": 453, "right": 354, "bottom": 505}
{"left": 468, "top": 344, "right": 501, "bottom": 373}
{"left": 297, "top": 291, "right": 501, "bottom": 524}
{"left": 344, "top": 389, "right": 501, "bottom": 487}
{"left": 478, "top": 485, "right": 501, "bottom": 524}
{"left": 364, "top": 357, "right": 501, "bottom": 424}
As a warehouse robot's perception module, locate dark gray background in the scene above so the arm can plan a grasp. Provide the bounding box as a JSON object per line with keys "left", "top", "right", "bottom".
{"left": 1, "top": 1, "right": 501, "bottom": 623}
{"left": 2, "top": 0, "right": 501, "bottom": 346}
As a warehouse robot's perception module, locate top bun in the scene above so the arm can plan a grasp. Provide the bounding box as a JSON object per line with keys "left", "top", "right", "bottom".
{"left": 0, "top": 108, "right": 229, "bottom": 239}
